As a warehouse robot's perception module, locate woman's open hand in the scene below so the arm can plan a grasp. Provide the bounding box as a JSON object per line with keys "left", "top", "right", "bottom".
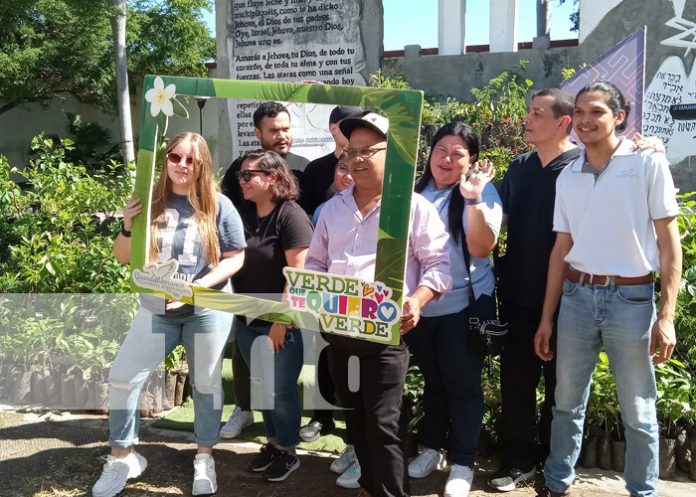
{"left": 460, "top": 159, "right": 495, "bottom": 200}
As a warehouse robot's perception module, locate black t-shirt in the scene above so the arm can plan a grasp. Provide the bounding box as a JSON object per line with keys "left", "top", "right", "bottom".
{"left": 497, "top": 148, "right": 580, "bottom": 310}
{"left": 232, "top": 200, "right": 313, "bottom": 303}
{"left": 300, "top": 151, "right": 339, "bottom": 215}
{"left": 221, "top": 151, "right": 310, "bottom": 208}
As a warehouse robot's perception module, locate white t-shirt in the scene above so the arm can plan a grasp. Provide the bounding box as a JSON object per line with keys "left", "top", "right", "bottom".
{"left": 553, "top": 138, "right": 679, "bottom": 277}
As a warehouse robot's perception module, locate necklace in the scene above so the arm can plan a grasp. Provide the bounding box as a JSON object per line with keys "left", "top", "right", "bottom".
{"left": 251, "top": 202, "right": 276, "bottom": 235}
{"left": 254, "top": 213, "right": 269, "bottom": 235}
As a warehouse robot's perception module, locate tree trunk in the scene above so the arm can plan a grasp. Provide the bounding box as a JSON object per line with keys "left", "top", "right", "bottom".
{"left": 537, "top": 0, "right": 552, "bottom": 38}
{"left": 111, "top": 0, "right": 135, "bottom": 163}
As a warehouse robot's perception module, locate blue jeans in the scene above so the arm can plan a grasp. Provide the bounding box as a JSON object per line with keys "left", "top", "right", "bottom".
{"left": 544, "top": 280, "right": 658, "bottom": 497}
{"left": 234, "top": 318, "right": 303, "bottom": 450}
{"left": 108, "top": 307, "right": 232, "bottom": 448}
{"left": 404, "top": 307, "right": 484, "bottom": 466}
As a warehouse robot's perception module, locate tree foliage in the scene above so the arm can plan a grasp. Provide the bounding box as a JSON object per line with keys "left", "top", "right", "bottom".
{"left": 0, "top": 0, "right": 214, "bottom": 116}
{"left": 0, "top": 0, "right": 113, "bottom": 115}
{"left": 558, "top": 0, "right": 579, "bottom": 32}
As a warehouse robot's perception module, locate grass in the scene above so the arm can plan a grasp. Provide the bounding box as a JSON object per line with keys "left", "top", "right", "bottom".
{"left": 153, "top": 359, "right": 349, "bottom": 454}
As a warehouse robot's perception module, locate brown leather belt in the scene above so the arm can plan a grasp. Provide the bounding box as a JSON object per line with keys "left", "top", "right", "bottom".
{"left": 567, "top": 269, "right": 654, "bottom": 287}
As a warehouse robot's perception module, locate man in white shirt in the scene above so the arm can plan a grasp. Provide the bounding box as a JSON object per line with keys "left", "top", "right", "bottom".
{"left": 534, "top": 81, "right": 681, "bottom": 497}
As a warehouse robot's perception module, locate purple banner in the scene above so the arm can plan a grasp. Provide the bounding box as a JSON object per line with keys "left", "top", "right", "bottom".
{"left": 562, "top": 27, "right": 646, "bottom": 138}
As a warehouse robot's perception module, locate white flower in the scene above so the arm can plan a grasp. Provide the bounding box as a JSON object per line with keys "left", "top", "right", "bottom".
{"left": 145, "top": 77, "right": 176, "bottom": 117}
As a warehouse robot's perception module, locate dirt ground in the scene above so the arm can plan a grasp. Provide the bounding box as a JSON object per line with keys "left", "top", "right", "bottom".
{"left": 1, "top": 410, "right": 694, "bottom": 497}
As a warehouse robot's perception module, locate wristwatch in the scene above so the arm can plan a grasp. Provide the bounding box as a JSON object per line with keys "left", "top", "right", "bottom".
{"left": 464, "top": 196, "right": 483, "bottom": 206}
{"left": 120, "top": 223, "right": 132, "bottom": 238}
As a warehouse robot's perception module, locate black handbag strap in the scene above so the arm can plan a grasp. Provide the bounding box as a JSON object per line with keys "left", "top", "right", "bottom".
{"left": 459, "top": 203, "right": 501, "bottom": 311}
{"left": 459, "top": 221, "right": 479, "bottom": 316}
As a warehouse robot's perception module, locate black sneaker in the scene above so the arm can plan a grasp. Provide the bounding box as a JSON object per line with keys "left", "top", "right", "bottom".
{"left": 487, "top": 466, "right": 536, "bottom": 492}
{"left": 263, "top": 450, "right": 300, "bottom": 482}
{"left": 247, "top": 443, "right": 277, "bottom": 472}
{"left": 536, "top": 485, "right": 571, "bottom": 497}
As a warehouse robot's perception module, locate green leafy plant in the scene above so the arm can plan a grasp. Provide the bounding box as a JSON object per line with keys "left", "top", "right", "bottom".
{"left": 369, "top": 69, "right": 411, "bottom": 90}
{"left": 165, "top": 344, "right": 187, "bottom": 373}
{"left": 0, "top": 134, "right": 133, "bottom": 293}
{"left": 673, "top": 193, "right": 696, "bottom": 389}
{"left": 60, "top": 113, "right": 123, "bottom": 175}
{"left": 586, "top": 353, "right": 622, "bottom": 438}
{"left": 375, "top": 65, "right": 534, "bottom": 177}
{"left": 402, "top": 365, "right": 425, "bottom": 432}
{"left": 655, "top": 358, "right": 694, "bottom": 437}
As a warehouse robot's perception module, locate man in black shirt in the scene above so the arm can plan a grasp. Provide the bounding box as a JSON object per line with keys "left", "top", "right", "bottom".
{"left": 300, "top": 105, "right": 364, "bottom": 215}
{"left": 221, "top": 101, "right": 309, "bottom": 208}
{"left": 488, "top": 89, "right": 579, "bottom": 492}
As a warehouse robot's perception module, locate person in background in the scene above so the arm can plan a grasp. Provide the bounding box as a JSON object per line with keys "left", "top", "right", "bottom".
{"left": 407, "top": 122, "right": 502, "bottom": 497}
{"left": 312, "top": 158, "right": 353, "bottom": 225}
{"left": 299, "top": 106, "right": 363, "bottom": 444}
{"left": 534, "top": 81, "right": 681, "bottom": 497}
{"left": 221, "top": 101, "right": 309, "bottom": 208}
{"left": 301, "top": 105, "right": 364, "bottom": 216}
{"left": 300, "top": 105, "right": 364, "bottom": 490}
{"left": 309, "top": 155, "right": 361, "bottom": 489}
{"left": 93, "top": 132, "right": 246, "bottom": 497}
{"left": 231, "top": 150, "right": 314, "bottom": 482}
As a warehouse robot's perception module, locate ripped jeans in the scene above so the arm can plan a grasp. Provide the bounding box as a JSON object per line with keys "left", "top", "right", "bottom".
{"left": 108, "top": 306, "right": 232, "bottom": 448}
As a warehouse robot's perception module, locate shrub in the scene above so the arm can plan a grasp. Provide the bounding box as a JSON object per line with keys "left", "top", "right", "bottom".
{"left": 375, "top": 64, "right": 533, "bottom": 178}
{"left": 0, "top": 134, "right": 133, "bottom": 293}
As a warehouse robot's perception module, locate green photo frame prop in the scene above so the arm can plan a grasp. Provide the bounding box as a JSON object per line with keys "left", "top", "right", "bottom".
{"left": 131, "top": 75, "right": 423, "bottom": 345}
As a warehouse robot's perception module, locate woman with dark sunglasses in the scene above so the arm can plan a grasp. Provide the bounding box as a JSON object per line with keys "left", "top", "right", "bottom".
{"left": 93, "top": 132, "right": 246, "bottom": 497}
{"left": 231, "top": 150, "right": 314, "bottom": 482}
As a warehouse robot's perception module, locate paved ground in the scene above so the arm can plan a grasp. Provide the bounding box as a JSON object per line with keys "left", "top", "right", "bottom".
{"left": 1, "top": 409, "right": 694, "bottom": 497}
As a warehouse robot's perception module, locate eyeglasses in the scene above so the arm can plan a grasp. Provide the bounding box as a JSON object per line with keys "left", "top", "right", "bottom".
{"left": 336, "top": 164, "right": 351, "bottom": 175}
{"left": 342, "top": 146, "right": 386, "bottom": 161}
{"left": 235, "top": 169, "right": 271, "bottom": 182}
{"left": 166, "top": 152, "right": 195, "bottom": 166}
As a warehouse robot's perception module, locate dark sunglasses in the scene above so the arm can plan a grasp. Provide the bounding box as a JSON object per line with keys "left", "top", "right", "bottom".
{"left": 235, "top": 169, "right": 271, "bottom": 182}
{"left": 166, "top": 152, "right": 195, "bottom": 166}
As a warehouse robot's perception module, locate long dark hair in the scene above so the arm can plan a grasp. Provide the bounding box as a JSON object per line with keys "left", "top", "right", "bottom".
{"left": 415, "top": 122, "right": 480, "bottom": 244}
{"left": 576, "top": 81, "right": 631, "bottom": 132}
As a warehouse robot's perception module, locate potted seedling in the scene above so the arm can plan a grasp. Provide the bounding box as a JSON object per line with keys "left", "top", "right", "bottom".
{"left": 581, "top": 353, "right": 618, "bottom": 470}
{"left": 656, "top": 358, "right": 693, "bottom": 479}
{"left": 401, "top": 365, "right": 425, "bottom": 457}
{"left": 164, "top": 345, "right": 187, "bottom": 410}
{"left": 480, "top": 358, "right": 503, "bottom": 458}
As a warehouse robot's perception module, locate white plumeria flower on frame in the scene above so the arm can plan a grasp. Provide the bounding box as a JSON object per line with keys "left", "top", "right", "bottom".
{"left": 145, "top": 77, "right": 176, "bottom": 117}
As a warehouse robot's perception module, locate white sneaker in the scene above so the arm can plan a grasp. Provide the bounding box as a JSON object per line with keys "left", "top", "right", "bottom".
{"left": 219, "top": 406, "right": 253, "bottom": 439}
{"left": 330, "top": 444, "right": 355, "bottom": 474}
{"left": 192, "top": 453, "right": 217, "bottom": 495}
{"left": 445, "top": 464, "right": 474, "bottom": 497}
{"left": 92, "top": 450, "right": 147, "bottom": 497}
{"left": 408, "top": 448, "right": 446, "bottom": 478}
{"left": 336, "top": 459, "right": 361, "bottom": 489}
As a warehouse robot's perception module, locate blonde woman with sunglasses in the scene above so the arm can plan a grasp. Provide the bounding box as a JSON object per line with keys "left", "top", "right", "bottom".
{"left": 93, "top": 132, "right": 246, "bottom": 497}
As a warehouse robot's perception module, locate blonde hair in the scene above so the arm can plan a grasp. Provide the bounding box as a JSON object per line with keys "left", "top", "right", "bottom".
{"left": 149, "top": 132, "right": 221, "bottom": 266}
